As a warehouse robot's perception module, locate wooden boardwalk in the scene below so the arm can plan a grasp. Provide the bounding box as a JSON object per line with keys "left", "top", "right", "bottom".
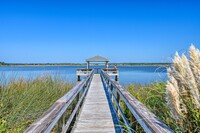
{"left": 25, "top": 69, "right": 173, "bottom": 133}
{"left": 72, "top": 74, "right": 115, "bottom": 133}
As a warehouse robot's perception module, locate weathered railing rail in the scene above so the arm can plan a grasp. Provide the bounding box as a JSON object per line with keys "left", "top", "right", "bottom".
{"left": 76, "top": 68, "right": 93, "bottom": 76}
{"left": 102, "top": 68, "right": 119, "bottom": 81}
{"left": 101, "top": 69, "right": 174, "bottom": 133}
{"left": 102, "top": 68, "right": 119, "bottom": 75}
{"left": 25, "top": 69, "right": 94, "bottom": 133}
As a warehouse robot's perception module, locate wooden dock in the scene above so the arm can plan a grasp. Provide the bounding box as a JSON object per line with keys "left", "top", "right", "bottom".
{"left": 72, "top": 74, "right": 115, "bottom": 133}
{"left": 25, "top": 68, "right": 174, "bottom": 133}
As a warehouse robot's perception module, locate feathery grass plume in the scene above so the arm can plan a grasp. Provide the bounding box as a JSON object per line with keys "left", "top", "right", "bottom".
{"left": 166, "top": 44, "right": 200, "bottom": 132}
{"left": 172, "top": 52, "right": 187, "bottom": 86}
{"left": 166, "top": 68, "right": 183, "bottom": 120}
{"left": 189, "top": 44, "right": 200, "bottom": 89}
{"left": 181, "top": 54, "right": 200, "bottom": 108}
{"left": 171, "top": 53, "right": 188, "bottom": 100}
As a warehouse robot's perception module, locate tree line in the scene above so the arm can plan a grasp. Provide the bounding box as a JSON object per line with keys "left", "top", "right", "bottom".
{"left": 0, "top": 62, "right": 171, "bottom": 66}
{"left": 0, "top": 62, "right": 6, "bottom": 65}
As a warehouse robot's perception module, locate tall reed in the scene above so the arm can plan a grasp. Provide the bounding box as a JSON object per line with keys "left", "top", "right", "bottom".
{"left": 166, "top": 44, "right": 200, "bottom": 132}
{"left": 0, "top": 75, "right": 72, "bottom": 132}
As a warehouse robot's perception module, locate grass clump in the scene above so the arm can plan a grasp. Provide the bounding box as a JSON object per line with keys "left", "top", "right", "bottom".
{"left": 0, "top": 75, "right": 72, "bottom": 132}
{"left": 126, "top": 45, "right": 200, "bottom": 132}
{"left": 126, "top": 83, "right": 181, "bottom": 132}
{"left": 166, "top": 44, "right": 200, "bottom": 132}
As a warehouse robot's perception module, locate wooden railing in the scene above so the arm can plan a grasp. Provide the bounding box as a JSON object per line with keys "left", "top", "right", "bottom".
{"left": 76, "top": 68, "right": 93, "bottom": 76}
{"left": 102, "top": 68, "right": 119, "bottom": 76}
{"left": 25, "top": 69, "right": 94, "bottom": 133}
{"left": 101, "top": 69, "right": 174, "bottom": 133}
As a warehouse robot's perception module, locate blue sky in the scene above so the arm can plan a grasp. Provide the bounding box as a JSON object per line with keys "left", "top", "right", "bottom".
{"left": 0, "top": 0, "right": 200, "bottom": 63}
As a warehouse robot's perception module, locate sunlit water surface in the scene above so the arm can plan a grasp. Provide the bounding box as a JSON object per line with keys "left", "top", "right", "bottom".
{"left": 0, "top": 66, "right": 167, "bottom": 85}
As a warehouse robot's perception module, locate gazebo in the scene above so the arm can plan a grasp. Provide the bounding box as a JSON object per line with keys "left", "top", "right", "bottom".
{"left": 85, "top": 55, "right": 109, "bottom": 69}
{"left": 76, "top": 55, "right": 118, "bottom": 81}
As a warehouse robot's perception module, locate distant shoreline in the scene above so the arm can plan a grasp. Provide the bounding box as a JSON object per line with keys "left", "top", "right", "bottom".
{"left": 0, "top": 63, "right": 171, "bottom": 67}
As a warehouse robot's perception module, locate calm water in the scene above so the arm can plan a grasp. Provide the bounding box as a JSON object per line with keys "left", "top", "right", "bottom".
{"left": 0, "top": 66, "right": 168, "bottom": 85}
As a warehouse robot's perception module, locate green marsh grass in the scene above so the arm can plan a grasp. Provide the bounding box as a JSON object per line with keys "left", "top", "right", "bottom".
{"left": 126, "top": 83, "right": 182, "bottom": 132}
{"left": 0, "top": 75, "right": 72, "bottom": 132}
{"left": 124, "top": 45, "right": 200, "bottom": 133}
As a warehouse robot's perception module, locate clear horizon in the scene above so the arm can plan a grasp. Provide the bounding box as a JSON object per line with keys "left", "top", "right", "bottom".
{"left": 1, "top": 0, "right": 200, "bottom": 63}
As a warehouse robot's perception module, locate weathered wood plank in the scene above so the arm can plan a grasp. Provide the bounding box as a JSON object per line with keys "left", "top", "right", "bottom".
{"left": 72, "top": 74, "right": 115, "bottom": 133}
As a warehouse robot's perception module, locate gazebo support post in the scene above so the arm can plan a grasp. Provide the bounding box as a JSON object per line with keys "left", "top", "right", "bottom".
{"left": 106, "top": 61, "right": 108, "bottom": 69}
{"left": 77, "top": 75, "right": 81, "bottom": 81}
{"left": 87, "top": 61, "right": 90, "bottom": 69}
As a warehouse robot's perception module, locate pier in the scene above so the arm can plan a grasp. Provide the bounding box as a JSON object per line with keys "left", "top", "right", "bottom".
{"left": 72, "top": 74, "right": 115, "bottom": 132}
{"left": 25, "top": 56, "right": 173, "bottom": 133}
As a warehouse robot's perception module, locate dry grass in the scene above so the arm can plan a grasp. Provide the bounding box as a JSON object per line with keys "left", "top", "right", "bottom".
{"left": 166, "top": 44, "right": 200, "bottom": 132}
{"left": 125, "top": 45, "right": 200, "bottom": 133}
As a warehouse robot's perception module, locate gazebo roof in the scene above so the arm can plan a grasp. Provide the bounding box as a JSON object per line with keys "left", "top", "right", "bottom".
{"left": 86, "top": 56, "right": 109, "bottom": 62}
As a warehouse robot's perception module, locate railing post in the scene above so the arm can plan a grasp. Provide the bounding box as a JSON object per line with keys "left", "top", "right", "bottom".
{"left": 110, "top": 83, "right": 113, "bottom": 91}
{"left": 58, "top": 115, "right": 65, "bottom": 132}
{"left": 115, "top": 75, "right": 118, "bottom": 81}
{"left": 107, "top": 80, "right": 109, "bottom": 89}
{"left": 110, "top": 84, "right": 114, "bottom": 103}
{"left": 130, "top": 113, "right": 136, "bottom": 130}
{"left": 116, "top": 92, "right": 120, "bottom": 117}
{"left": 77, "top": 75, "right": 81, "bottom": 81}
{"left": 75, "top": 91, "right": 80, "bottom": 120}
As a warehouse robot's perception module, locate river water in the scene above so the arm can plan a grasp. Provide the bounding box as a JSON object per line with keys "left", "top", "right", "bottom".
{"left": 0, "top": 66, "right": 168, "bottom": 85}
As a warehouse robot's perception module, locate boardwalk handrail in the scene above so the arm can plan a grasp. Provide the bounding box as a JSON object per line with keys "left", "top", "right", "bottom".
{"left": 101, "top": 69, "right": 174, "bottom": 133}
{"left": 102, "top": 68, "right": 119, "bottom": 74}
{"left": 25, "top": 69, "right": 94, "bottom": 133}
{"left": 102, "top": 68, "right": 118, "bottom": 71}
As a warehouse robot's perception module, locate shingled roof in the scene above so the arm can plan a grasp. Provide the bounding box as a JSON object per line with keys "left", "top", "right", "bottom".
{"left": 86, "top": 56, "right": 109, "bottom": 62}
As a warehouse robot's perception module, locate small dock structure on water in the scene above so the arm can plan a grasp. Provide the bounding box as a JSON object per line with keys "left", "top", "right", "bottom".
{"left": 77, "top": 56, "right": 119, "bottom": 81}
{"left": 25, "top": 56, "right": 174, "bottom": 133}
